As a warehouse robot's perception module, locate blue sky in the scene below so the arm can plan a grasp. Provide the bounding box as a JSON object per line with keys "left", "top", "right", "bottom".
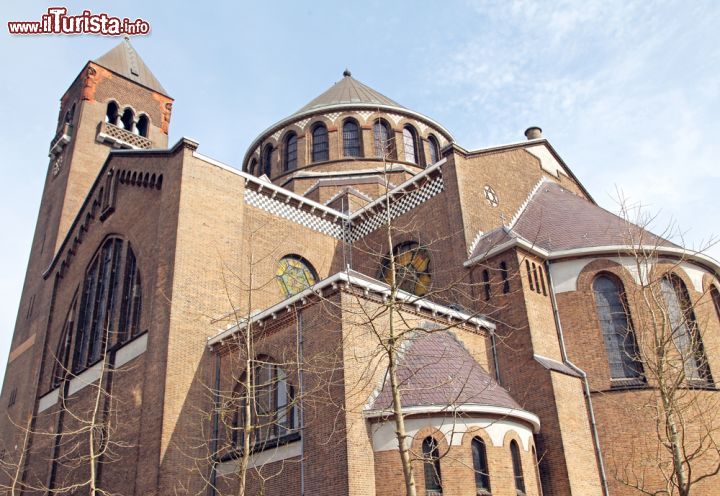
{"left": 1, "top": 1, "right": 718, "bottom": 378}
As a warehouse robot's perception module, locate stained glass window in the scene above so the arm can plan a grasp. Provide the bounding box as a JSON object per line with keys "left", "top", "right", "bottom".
{"left": 381, "top": 241, "right": 431, "bottom": 296}
{"left": 343, "top": 120, "right": 361, "bottom": 157}
{"left": 403, "top": 125, "right": 418, "bottom": 164}
{"left": 373, "top": 120, "right": 393, "bottom": 158}
{"left": 276, "top": 255, "right": 318, "bottom": 297}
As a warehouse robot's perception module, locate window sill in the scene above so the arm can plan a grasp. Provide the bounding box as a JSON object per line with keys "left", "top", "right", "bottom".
{"left": 219, "top": 431, "right": 301, "bottom": 463}
{"left": 610, "top": 378, "right": 646, "bottom": 389}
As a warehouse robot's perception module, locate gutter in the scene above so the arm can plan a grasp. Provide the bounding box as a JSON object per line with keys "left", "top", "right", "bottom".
{"left": 545, "top": 260, "right": 610, "bottom": 496}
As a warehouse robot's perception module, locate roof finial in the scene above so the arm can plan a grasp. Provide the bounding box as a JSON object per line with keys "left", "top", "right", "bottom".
{"left": 123, "top": 34, "right": 130, "bottom": 41}
{"left": 343, "top": 68, "right": 352, "bottom": 77}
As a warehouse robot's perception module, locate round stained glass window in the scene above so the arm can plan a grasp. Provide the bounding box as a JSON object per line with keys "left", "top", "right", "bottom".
{"left": 380, "top": 241, "right": 431, "bottom": 296}
{"left": 276, "top": 256, "right": 318, "bottom": 297}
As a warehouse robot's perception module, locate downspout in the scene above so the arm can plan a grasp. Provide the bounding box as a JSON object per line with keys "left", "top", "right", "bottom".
{"left": 545, "top": 260, "right": 610, "bottom": 496}
{"left": 207, "top": 352, "right": 221, "bottom": 496}
{"left": 297, "top": 311, "right": 306, "bottom": 496}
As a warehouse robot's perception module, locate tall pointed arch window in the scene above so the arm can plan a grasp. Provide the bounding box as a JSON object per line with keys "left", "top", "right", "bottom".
{"left": 311, "top": 123, "right": 329, "bottom": 162}
{"left": 373, "top": 119, "right": 394, "bottom": 158}
{"left": 660, "top": 275, "right": 712, "bottom": 384}
{"left": 472, "top": 437, "right": 491, "bottom": 494}
{"left": 403, "top": 125, "right": 419, "bottom": 164}
{"left": 284, "top": 132, "right": 297, "bottom": 171}
{"left": 510, "top": 440, "right": 526, "bottom": 495}
{"left": 343, "top": 119, "right": 361, "bottom": 157}
{"left": 592, "top": 274, "right": 643, "bottom": 380}
{"left": 71, "top": 238, "right": 143, "bottom": 374}
{"left": 422, "top": 436, "right": 442, "bottom": 494}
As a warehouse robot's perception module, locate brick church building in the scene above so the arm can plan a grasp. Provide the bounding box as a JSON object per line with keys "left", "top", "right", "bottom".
{"left": 2, "top": 38, "right": 719, "bottom": 495}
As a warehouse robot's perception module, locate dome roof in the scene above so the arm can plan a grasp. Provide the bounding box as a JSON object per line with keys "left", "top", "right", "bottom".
{"left": 291, "top": 71, "right": 405, "bottom": 116}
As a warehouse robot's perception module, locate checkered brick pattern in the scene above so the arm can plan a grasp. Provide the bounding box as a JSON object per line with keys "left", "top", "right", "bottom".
{"left": 349, "top": 175, "right": 444, "bottom": 241}
{"left": 244, "top": 189, "right": 346, "bottom": 239}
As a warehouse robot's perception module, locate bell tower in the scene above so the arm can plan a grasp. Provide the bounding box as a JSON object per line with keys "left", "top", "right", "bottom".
{"left": 0, "top": 38, "right": 173, "bottom": 458}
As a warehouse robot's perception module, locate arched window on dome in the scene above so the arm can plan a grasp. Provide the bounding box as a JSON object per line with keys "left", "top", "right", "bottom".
{"left": 311, "top": 123, "right": 329, "bottom": 162}
{"left": 510, "top": 440, "right": 526, "bottom": 495}
{"left": 373, "top": 119, "right": 394, "bottom": 159}
{"left": 284, "top": 132, "right": 298, "bottom": 171}
{"left": 105, "top": 101, "right": 119, "bottom": 126}
{"left": 472, "top": 437, "right": 491, "bottom": 494}
{"left": 403, "top": 125, "right": 419, "bottom": 165}
{"left": 422, "top": 436, "right": 442, "bottom": 494}
{"left": 276, "top": 255, "right": 318, "bottom": 297}
{"left": 248, "top": 158, "right": 257, "bottom": 175}
{"left": 660, "top": 275, "right": 712, "bottom": 384}
{"left": 232, "top": 358, "right": 297, "bottom": 448}
{"left": 592, "top": 274, "right": 643, "bottom": 380}
{"left": 72, "top": 238, "right": 142, "bottom": 373}
{"left": 428, "top": 134, "right": 440, "bottom": 165}
{"left": 711, "top": 285, "right": 720, "bottom": 324}
{"left": 342, "top": 119, "right": 361, "bottom": 157}
{"left": 136, "top": 114, "right": 149, "bottom": 137}
{"left": 262, "top": 144, "right": 273, "bottom": 177}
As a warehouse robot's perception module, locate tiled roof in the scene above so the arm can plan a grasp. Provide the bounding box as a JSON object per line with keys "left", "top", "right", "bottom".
{"left": 469, "top": 181, "right": 677, "bottom": 259}
{"left": 93, "top": 37, "right": 168, "bottom": 96}
{"left": 292, "top": 71, "right": 404, "bottom": 116}
{"left": 370, "top": 331, "right": 520, "bottom": 411}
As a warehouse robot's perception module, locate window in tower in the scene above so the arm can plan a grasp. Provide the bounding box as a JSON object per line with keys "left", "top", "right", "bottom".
{"left": 482, "top": 269, "right": 491, "bottom": 301}
{"left": 284, "top": 132, "right": 298, "bottom": 171}
{"left": 120, "top": 108, "right": 135, "bottom": 132}
{"left": 373, "top": 119, "right": 394, "bottom": 159}
{"left": 136, "top": 114, "right": 149, "bottom": 137}
{"left": 312, "top": 123, "right": 329, "bottom": 162}
{"left": 380, "top": 241, "right": 431, "bottom": 297}
{"left": 500, "top": 261, "right": 510, "bottom": 294}
{"left": 342, "top": 119, "right": 361, "bottom": 157}
{"left": 403, "top": 125, "right": 419, "bottom": 164}
{"left": 592, "top": 274, "right": 643, "bottom": 380}
{"left": 276, "top": 255, "right": 318, "bottom": 297}
{"left": 428, "top": 134, "right": 440, "bottom": 165}
{"left": 106, "top": 101, "right": 119, "bottom": 126}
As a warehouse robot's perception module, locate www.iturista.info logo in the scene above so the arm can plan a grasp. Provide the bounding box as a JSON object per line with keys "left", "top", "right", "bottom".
{"left": 8, "top": 7, "right": 150, "bottom": 36}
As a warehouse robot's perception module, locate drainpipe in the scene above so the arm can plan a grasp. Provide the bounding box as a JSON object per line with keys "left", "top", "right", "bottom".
{"left": 208, "top": 352, "right": 222, "bottom": 496}
{"left": 297, "top": 311, "right": 306, "bottom": 496}
{"left": 545, "top": 260, "right": 610, "bottom": 496}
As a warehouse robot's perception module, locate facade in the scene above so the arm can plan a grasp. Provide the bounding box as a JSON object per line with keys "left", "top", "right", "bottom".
{"left": 1, "top": 38, "right": 720, "bottom": 495}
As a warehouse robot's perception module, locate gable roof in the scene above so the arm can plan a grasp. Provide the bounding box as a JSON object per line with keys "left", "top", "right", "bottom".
{"left": 469, "top": 181, "right": 678, "bottom": 261}
{"left": 369, "top": 331, "right": 520, "bottom": 411}
{"left": 292, "top": 71, "right": 404, "bottom": 116}
{"left": 93, "top": 37, "right": 169, "bottom": 96}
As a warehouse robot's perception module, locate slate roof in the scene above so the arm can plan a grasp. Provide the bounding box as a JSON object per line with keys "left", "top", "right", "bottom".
{"left": 93, "top": 37, "right": 168, "bottom": 96}
{"left": 370, "top": 331, "right": 520, "bottom": 411}
{"left": 292, "top": 71, "right": 404, "bottom": 116}
{"left": 469, "top": 181, "right": 677, "bottom": 260}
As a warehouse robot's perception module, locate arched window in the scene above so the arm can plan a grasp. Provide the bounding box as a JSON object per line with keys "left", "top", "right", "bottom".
{"left": 64, "top": 103, "right": 76, "bottom": 125}
{"left": 233, "top": 359, "right": 297, "bottom": 448}
{"left": 403, "top": 125, "right": 419, "bottom": 164}
{"left": 510, "top": 440, "right": 526, "bottom": 495}
{"left": 711, "top": 285, "right": 720, "bottom": 323}
{"left": 284, "top": 132, "right": 298, "bottom": 171}
{"left": 72, "top": 238, "right": 141, "bottom": 373}
{"left": 136, "top": 114, "right": 149, "bottom": 137}
{"left": 472, "top": 437, "right": 491, "bottom": 493}
{"left": 120, "top": 108, "right": 135, "bottom": 132}
{"left": 428, "top": 134, "right": 440, "bottom": 164}
{"left": 500, "top": 261, "right": 510, "bottom": 294}
{"left": 482, "top": 269, "right": 491, "bottom": 301}
{"left": 262, "top": 144, "right": 273, "bottom": 177}
{"left": 422, "top": 437, "right": 442, "bottom": 494}
{"left": 342, "top": 119, "right": 361, "bottom": 157}
{"left": 660, "top": 275, "right": 712, "bottom": 383}
{"left": 373, "top": 119, "right": 394, "bottom": 158}
{"left": 312, "top": 124, "right": 329, "bottom": 162}
{"left": 593, "top": 274, "right": 643, "bottom": 380}
{"left": 380, "top": 241, "right": 431, "bottom": 296}
{"left": 248, "top": 158, "right": 257, "bottom": 175}
{"left": 105, "top": 101, "right": 119, "bottom": 125}
{"left": 276, "top": 255, "right": 318, "bottom": 297}
{"left": 52, "top": 296, "right": 77, "bottom": 388}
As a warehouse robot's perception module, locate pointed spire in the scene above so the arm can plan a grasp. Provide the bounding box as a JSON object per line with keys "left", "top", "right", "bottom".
{"left": 93, "top": 37, "right": 168, "bottom": 96}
